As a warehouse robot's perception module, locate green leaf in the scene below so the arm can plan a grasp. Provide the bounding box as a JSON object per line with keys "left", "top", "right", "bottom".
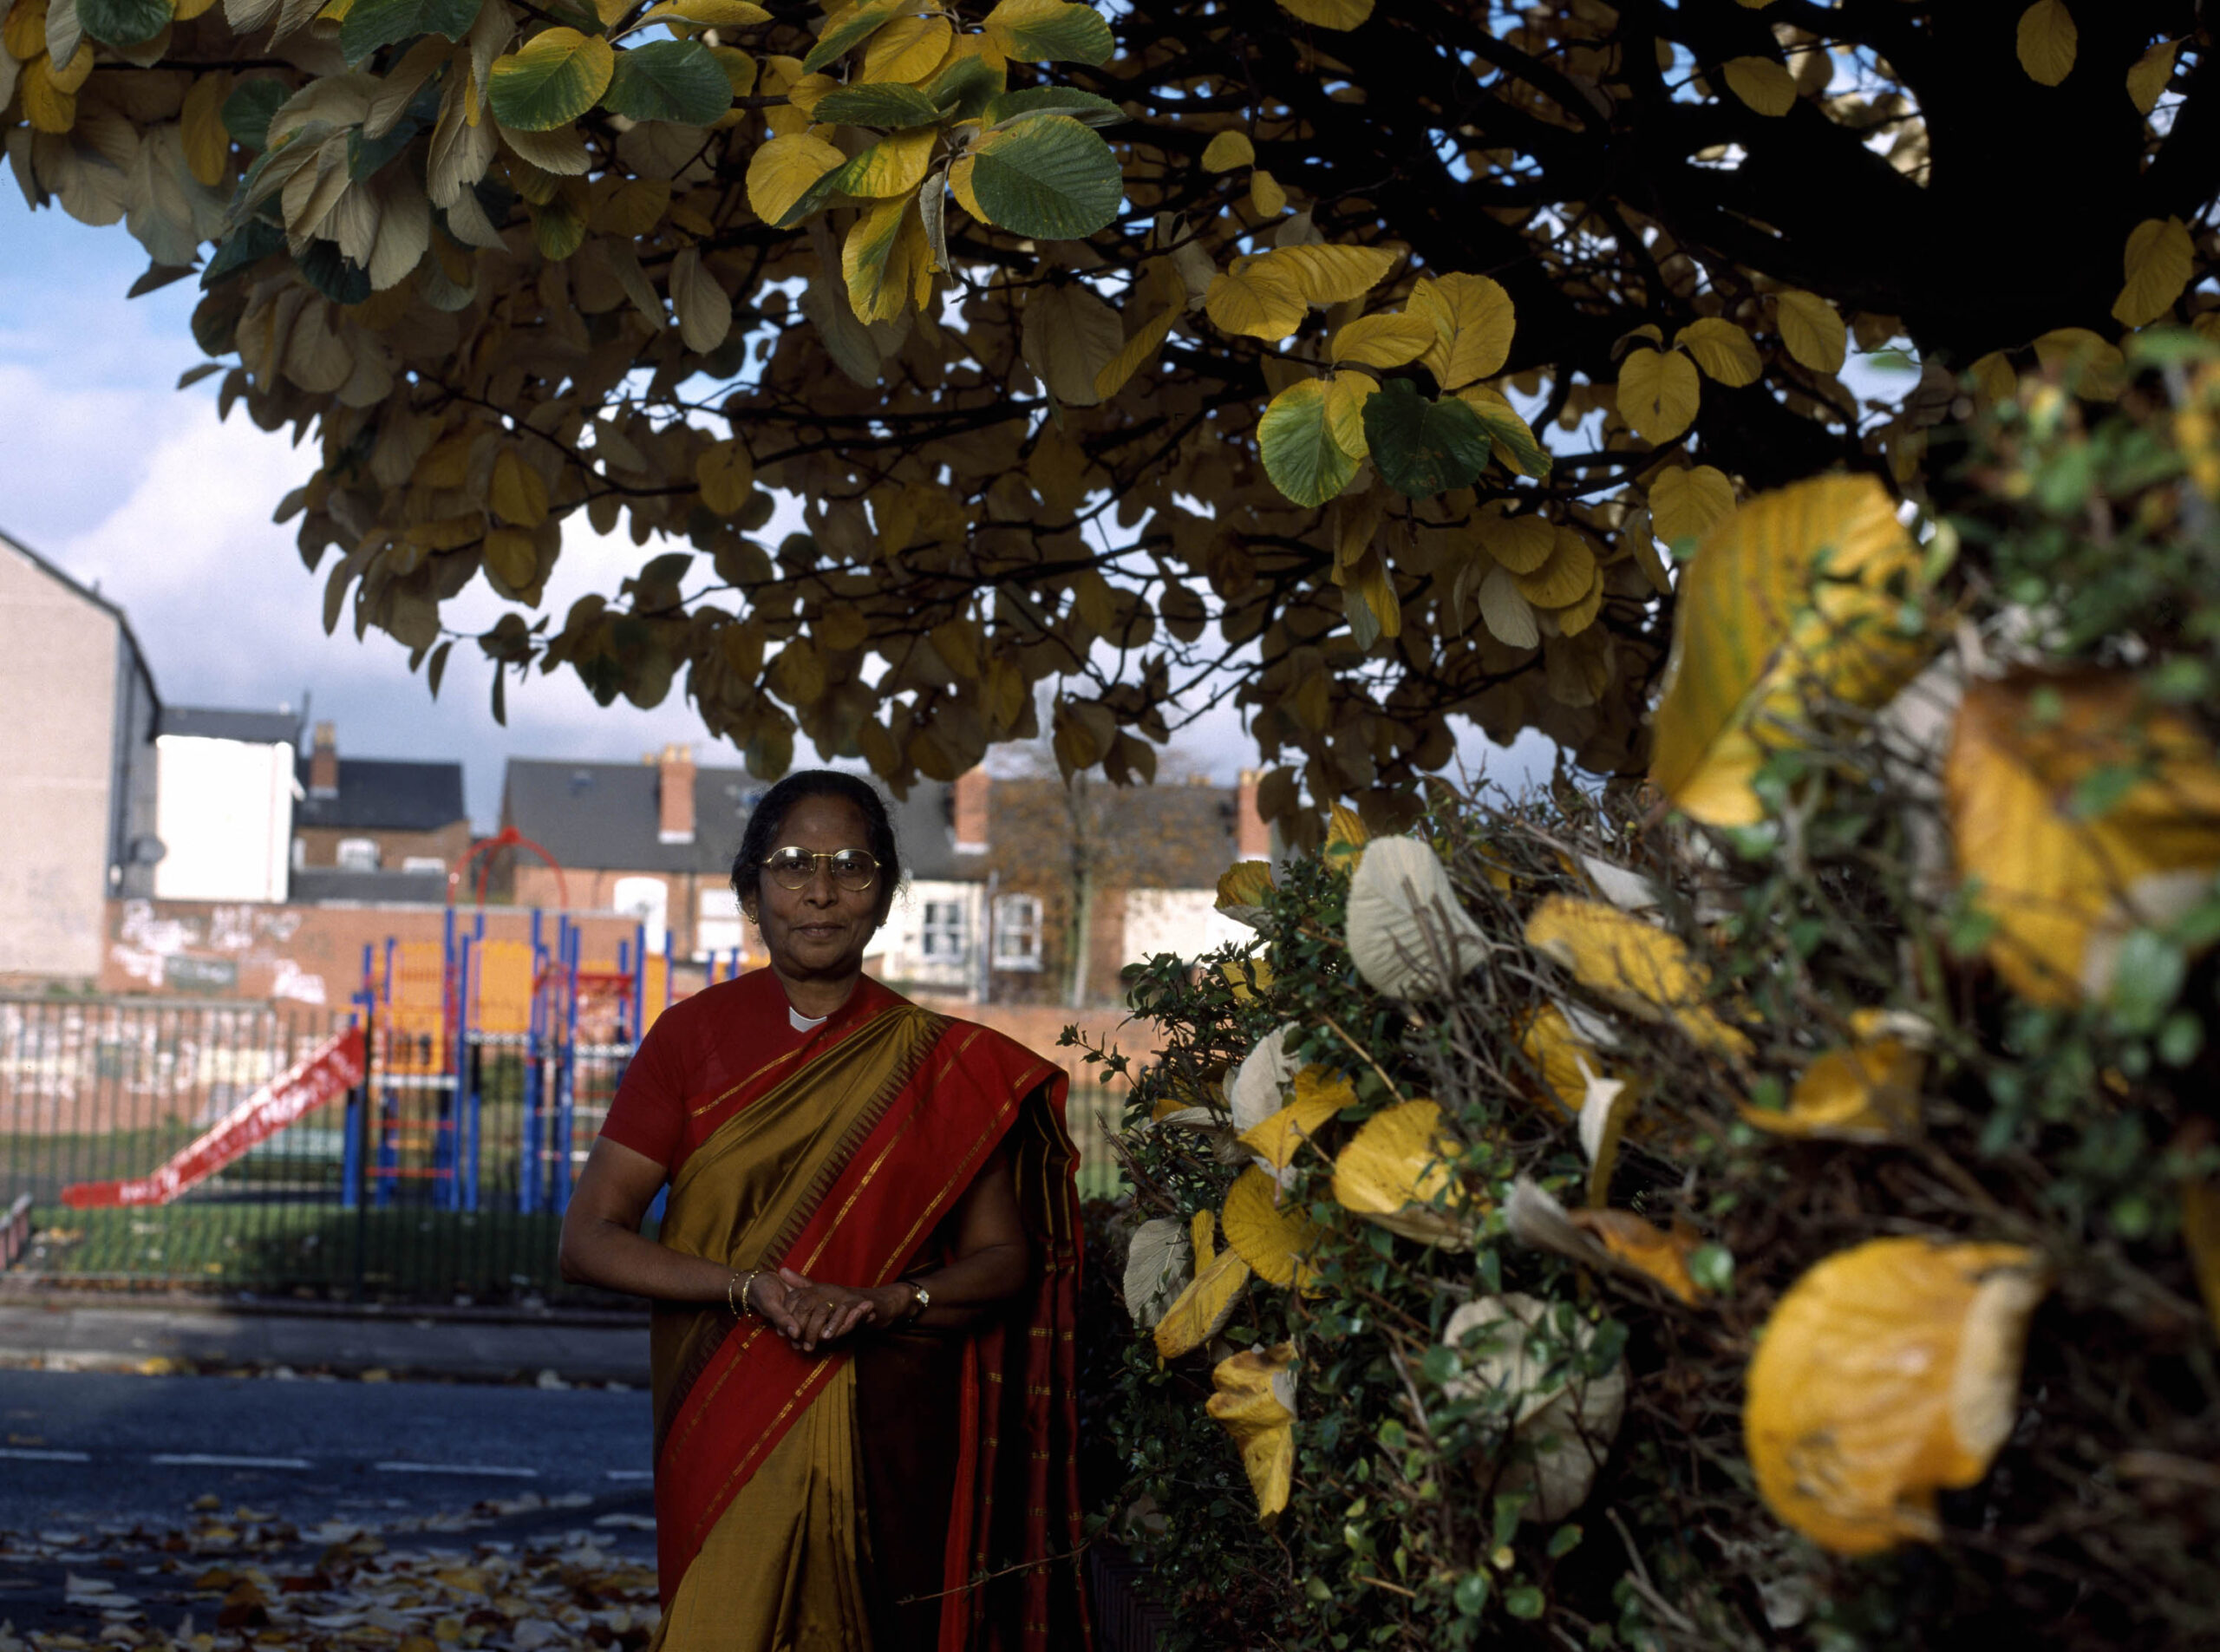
{"left": 2107, "top": 928, "right": 2185, "bottom": 1033}
{"left": 800, "top": 0, "right": 902, "bottom": 73}
{"left": 75, "top": 0, "right": 170, "bottom": 47}
{"left": 811, "top": 82, "right": 943, "bottom": 129}
{"left": 1460, "top": 395, "right": 1551, "bottom": 480}
{"left": 295, "top": 240, "right": 372, "bottom": 305}
{"left": 221, "top": 77, "right": 290, "bottom": 153}
{"left": 1258, "top": 380, "right": 1358, "bottom": 507}
{"left": 968, "top": 113, "right": 1122, "bottom": 239}
{"left": 1504, "top": 1585, "right": 1546, "bottom": 1620}
{"left": 925, "top": 54, "right": 1003, "bottom": 120}
{"left": 987, "top": 0, "right": 1113, "bottom": 65}
{"left": 338, "top": 0, "right": 480, "bottom": 67}
{"left": 199, "top": 217, "right": 284, "bottom": 287}
{"left": 1361, "top": 378, "right": 1489, "bottom": 498}
{"left": 603, "top": 38, "right": 730, "bottom": 124}
{"left": 982, "top": 87, "right": 1125, "bottom": 128}
{"left": 489, "top": 28, "right": 617, "bottom": 132}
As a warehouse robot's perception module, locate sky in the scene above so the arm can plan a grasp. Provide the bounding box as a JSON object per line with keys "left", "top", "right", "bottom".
{"left": 0, "top": 189, "right": 1550, "bottom": 830}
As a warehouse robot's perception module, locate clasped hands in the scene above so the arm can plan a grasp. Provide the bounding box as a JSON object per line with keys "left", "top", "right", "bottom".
{"left": 747, "top": 1265, "right": 914, "bottom": 1354}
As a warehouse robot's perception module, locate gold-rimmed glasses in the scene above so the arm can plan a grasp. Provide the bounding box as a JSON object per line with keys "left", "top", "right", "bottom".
{"left": 761, "top": 846, "right": 880, "bottom": 891}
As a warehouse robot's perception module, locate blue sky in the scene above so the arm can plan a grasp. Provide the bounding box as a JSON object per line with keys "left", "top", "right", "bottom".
{"left": 1, "top": 189, "right": 1546, "bottom": 827}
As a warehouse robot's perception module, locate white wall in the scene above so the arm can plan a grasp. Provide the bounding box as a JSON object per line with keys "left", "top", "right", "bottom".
{"left": 877, "top": 878, "right": 984, "bottom": 997}
{"left": 153, "top": 736, "right": 293, "bottom": 903}
{"left": 1122, "top": 888, "right": 1253, "bottom": 967}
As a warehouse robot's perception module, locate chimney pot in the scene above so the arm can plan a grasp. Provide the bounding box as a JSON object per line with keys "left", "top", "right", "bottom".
{"left": 658, "top": 743, "right": 697, "bottom": 844}
{"left": 952, "top": 767, "right": 990, "bottom": 853}
{"left": 1234, "top": 767, "right": 1270, "bottom": 860}
{"left": 309, "top": 722, "right": 339, "bottom": 797}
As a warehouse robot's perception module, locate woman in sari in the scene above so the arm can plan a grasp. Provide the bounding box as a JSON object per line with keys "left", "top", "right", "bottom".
{"left": 558, "top": 771, "right": 1091, "bottom": 1652}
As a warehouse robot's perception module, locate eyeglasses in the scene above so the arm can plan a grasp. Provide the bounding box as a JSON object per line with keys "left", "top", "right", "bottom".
{"left": 761, "top": 846, "right": 880, "bottom": 891}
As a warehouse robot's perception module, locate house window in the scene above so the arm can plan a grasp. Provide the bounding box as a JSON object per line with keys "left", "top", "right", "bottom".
{"left": 697, "top": 888, "right": 745, "bottom": 959}
{"left": 612, "top": 876, "right": 669, "bottom": 952}
{"left": 336, "top": 838, "right": 380, "bottom": 871}
{"left": 402, "top": 856, "right": 446, "bottom": 874}
{"left": 920, "top": 900, "right": 968, "bottom": 961}
{"left": 992, "top": 894, "right": 1043, "bottom": 970}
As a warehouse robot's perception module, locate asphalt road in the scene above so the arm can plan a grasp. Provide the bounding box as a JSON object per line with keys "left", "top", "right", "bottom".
{"left": 0, "top": 1367, "right": 656, "bottom": 1539}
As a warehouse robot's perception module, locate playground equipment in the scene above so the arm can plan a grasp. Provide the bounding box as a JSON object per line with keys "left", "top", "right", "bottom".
{"left": 353, "top": 908, "right": 753, "bottom": 1216}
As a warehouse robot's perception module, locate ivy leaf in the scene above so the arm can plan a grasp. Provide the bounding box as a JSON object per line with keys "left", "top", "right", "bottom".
{"left": 1361, "top": 377, "right": 1489, "bottom": 498}
{"left": 966, "top": 113, "right": 1122, "bottom": 239}
{"left": 602, "top": 38, "right": 732, "bottom": 126}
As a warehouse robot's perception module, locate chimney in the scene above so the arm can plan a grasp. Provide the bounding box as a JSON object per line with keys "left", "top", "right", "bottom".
{"left": 657, "top": 744, "right": 696, "bottom": 844}
{"left": 1234, "top": 767, "right": 1271, "bottom": 860}
{"left": 952, "top": 767, "right": 989, "bottom": 854}
{"left": 309, "top": 722, "right": 339, "bottom": 797}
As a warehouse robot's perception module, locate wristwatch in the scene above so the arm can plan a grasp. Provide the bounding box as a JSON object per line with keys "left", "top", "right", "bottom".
{"left": 904, "top": 1281, "right": 931, "bottom": 1320}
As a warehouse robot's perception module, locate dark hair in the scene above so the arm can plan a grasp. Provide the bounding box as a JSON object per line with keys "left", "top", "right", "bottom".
{"left": 731, "top": 769, "right": 902, "bottom": 922}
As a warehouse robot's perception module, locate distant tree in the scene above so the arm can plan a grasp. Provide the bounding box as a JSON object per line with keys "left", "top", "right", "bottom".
{"left": 5, "top": 0, "right": 2213, "bottom": 842}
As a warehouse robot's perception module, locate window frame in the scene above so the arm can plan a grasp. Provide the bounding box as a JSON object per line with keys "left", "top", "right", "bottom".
{"left": 991, "top": 892, "right": 1044, "bottom": 971}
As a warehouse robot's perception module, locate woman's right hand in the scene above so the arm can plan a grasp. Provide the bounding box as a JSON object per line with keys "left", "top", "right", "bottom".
{"left": 748, "top": 1268, "right": 898, "bottom": 1352}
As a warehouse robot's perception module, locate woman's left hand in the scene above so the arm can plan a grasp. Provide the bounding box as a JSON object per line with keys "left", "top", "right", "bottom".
{"left": 770, "top": 1266, "right": 910, "bottom": 1353}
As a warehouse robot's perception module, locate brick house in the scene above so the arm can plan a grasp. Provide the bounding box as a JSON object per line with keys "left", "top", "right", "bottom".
{"left": 290, "top": 721, "right": 470, "bottom": 903}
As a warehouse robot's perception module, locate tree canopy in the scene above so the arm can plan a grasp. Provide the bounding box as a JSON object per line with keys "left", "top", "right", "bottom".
{"left": 5, "top": 0, "right": 2214, "bottom": 840}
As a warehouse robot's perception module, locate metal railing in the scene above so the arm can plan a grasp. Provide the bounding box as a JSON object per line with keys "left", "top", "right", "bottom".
{"left": 0, "top": 995, "right": 1126, "bottom": 1302}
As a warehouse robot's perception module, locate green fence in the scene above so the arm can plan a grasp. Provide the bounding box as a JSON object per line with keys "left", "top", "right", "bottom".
{"left": 0, "top": 995, "right": 1126, "bottom": 1303}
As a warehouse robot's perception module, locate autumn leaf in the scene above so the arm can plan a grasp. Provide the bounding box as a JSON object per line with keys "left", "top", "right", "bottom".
{"left": 1200, "top": 129, "right": 1254, "bottom": 172}
{"left": 1740, "top": 1010, "right": 1924, "bottom": 1142}
{"left": 1943, "top": 672, "right": 2220, "bottom": 1006}
{"left": 1153, "top": 1223, "right": 1251, "bottom": 1357}
{"left": 1526, "top": 896, "right": 1753, "bottom": 1060}
{"left": 1566, "top": 1208, "right": 1704, "bottom": 1303}
{"left": 1205, "top": 1342, "right": 1298, "bottom": 1524}
{"left": 1648, "top": 464, "right": 1736, "bottom": 543}
{"left": 2112, "top": 216, "right": 2193, "bottom": 328}
{"left": 1331, "top": 1099, "right": 1475, "bottom": 1249}
{"left": 1329, "top": 312, "right": 1434, "bottom": 370}
{"left": 1774, "top": 289, "right": 1847, "bottom": 373}
{"left": 1675, "top": 318, "right": 1762, "bottom": 387}
{"left": 1747, "top": 1239, "right": 2047, "bottom": 1554}
{"left": 1237, "top": 1065, "right": 1351, "bottom": 1172}
{"left": 1723, "top": 56, "right": 1796, "bottom": 115}
{"left": 1405, "top": 271, "right": 1514, "bottom": 389}
{"left": 1618, "top": 347, "right": 1701, "bottom": 444}
{"left": 1649, "top": 473, "right": 1929, "bottom": 827}
{"left": 1344, "top": 834, "right": 1489, "bottom": 999}
{"left": 2016, "top": 0, "right": 2077, "bottom": 86}
{"left": 1221, "top": 1165, "right": 1325, "bottom": 1288}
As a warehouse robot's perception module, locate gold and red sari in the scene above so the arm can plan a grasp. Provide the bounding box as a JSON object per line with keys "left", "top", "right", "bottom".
{"left": 606, "top": 970, "right": 1090, "bottom": 1652}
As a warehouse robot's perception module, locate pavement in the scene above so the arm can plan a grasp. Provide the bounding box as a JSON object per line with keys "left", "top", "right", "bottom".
{"left": 0, "top": 1288, "right": 651, "bottom": 1386}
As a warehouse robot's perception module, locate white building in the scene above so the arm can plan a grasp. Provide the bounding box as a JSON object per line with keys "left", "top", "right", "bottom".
{"left": 151, "top": 708, "right": 301, "bottom": 904}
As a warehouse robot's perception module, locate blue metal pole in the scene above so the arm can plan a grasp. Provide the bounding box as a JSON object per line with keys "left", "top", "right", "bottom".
{"left": 631, "top": 922, "right": 646, "bottom": 1042}
{"left": 520, "top": 911, "right": 544, "bottom": 1214}
{"left": 662, "top": 924, "right": 674, "bottom": 1015}
{"left": 553, "top": 922, "right": 580, "bottom": 1212}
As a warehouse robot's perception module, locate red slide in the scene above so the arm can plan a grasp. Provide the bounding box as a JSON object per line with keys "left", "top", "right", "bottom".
{"left": 62, "top": 1024, "right": 368, "bottom": 1210}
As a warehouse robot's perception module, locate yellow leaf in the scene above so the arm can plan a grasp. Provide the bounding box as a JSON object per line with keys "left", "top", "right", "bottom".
{"left": 1192, "top": 1206, "right": 1216, "bottom": 1265}
{"left": 489, "top": 450, "right": 549, "bottom": 527}
{"left": 1331, "top": 1100, "right": 1475, "bottom": 1250}
{"left": 180, "top": 72, "right": 234, "bottom": 188}
{"left": 1238, "top": 1065, "right": 1351, "bottom": 1172}
{"left": 1205, "top": 1343, "right": 1297, "bottom": 1524}
{"left": 1723, "top": 55, "right": 1796, "bottom": 115}
{"left": 1525, "top": 896, "right": 1752, "bottom": 1060}
{"left": 482, "top": 527, "right": 539, "bottom": 591}
{"left": 1942, "top": 672, "right": 2220, "bottom": 1006}
{"left": 2031, "top": 326, "right": 2125, "bottom": 396}
{"left": 1649, "top": 473, "right": 1928, "bottom": 827}
{"left": 695, "top": 439, "right": 753, "bottom": 514}
{"left": 1204, "top": 255, "right": 1306, "bottom": 341}
{"left": 1510, "top": 528, "right": 1594, "bottom": 608}
{"left": 1648, "top": 464, "right": 1736, "bottom": 543}
{"left": 1329, "top": 312, "right": 1434, "bottom": 370}
{"left": 1276, "top": 0, "right": 1371, "bottom": 26}
{"left": 1773, "top": 289, "right": 1846, "bottom": 374}
{"left": 1675, "top": 317, "right": 1762, "bottom": 387}
{"left": 2125, "top": 38, "right": 2175, "bottom": 115}
{"left": 1324, "top": 374, "right": 1376, "bottom": 457}
{"left": 947, "top": 153, "right": 982, "bottom": 219}
{"left": 21, "top": 52, "right": 77, "bottom": 134}
{"left": 1200, "top": 128, "right": 1254, "bottom": 172}
{"left": 1259, "top": 242, "right": 1398, "bottom": 306}
{"left": 745, "top": 130, "right": 846, "bottom": 227}
{"left": 832, "top": 127, "right": 937, "bottom": 199}
{"left": 1093, "top": 309, "right": 1177, "bottom": 400}
{"left": 1249, "top": 168, "right": 1286, "bottom": 216}
{"left": 1746, "top": 1240, "right": 2047, "bottom": 1554}
{"left": 1453, "top": 384, "right": 1545, "bottom": 477}
{"left": 1222, "top": 1166, "right": 1324, "bottom": 1288}
{"left": 2112, "top": 215, "right": 2193, "bottom": 328}
{"left": 1617, "top": 347, "right": 1701, "bottom": 444}
{"left": 1405, "top": 271, "right": 1514, "bottom": 389}
{"left": 1741, "top": 1011, "right": 1924, "bottom": 1142}
{"left": 1565, "top": 1209, "right": 1703, "bottom": 1304}
{"left": 1475, "top": 511, "right": 1554, "bottom": 574}
{"left": 1324, "top": 800, "right": 1369, "bottom": 864}
{"left": 1515, "top": 1005, "right": 1594, "bottom": 1118}
{"left": 2016, "top": 0, "right": 2076, "bottom": 86}
{"left": 843, "top": 195, "right": 929, "bottom": 323}
{"left": 1215, "top": 859, "right": 1275, "bottom": 915}
{"left": 859, "top": 13, "right": 949, "bottom": 82}
{"left": 1218, "top": 957, "right": 1275, "bottom": 1003}
{"left": 1153, "top": 1241, "right": 1250, "bottom": 1357}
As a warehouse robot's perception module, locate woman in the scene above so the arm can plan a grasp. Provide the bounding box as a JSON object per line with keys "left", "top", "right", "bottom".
{"left": 558, "top": 771, "right": 1091, "bottom": 1651}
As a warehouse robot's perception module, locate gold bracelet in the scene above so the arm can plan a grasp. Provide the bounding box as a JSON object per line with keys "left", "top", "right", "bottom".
{"left": 728, "top": 1270, "right": 757, "bottom": 1316}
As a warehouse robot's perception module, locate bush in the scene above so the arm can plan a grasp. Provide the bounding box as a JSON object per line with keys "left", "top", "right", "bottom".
{"left": 1071, "top": 336, "right": 2220, "bottom": 1651}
